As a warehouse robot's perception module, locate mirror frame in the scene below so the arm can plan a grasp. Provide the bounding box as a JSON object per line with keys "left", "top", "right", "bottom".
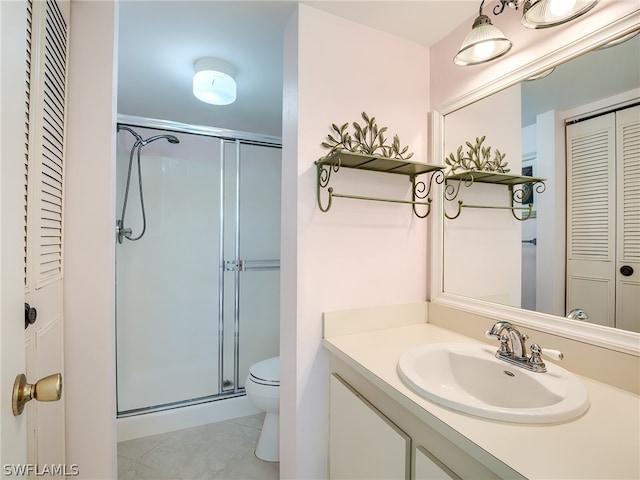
{"left": 430, "top": 12, "right": 640, "bottom": 356}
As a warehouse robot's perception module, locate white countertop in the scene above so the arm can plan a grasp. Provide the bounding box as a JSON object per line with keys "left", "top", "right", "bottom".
{"left": 324, "top": 322, "right": 640, "bottom": 479}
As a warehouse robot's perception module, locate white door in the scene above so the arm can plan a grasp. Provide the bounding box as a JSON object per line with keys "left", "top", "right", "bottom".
{"left": 1, "top": 0, "right": 67, "bottom": 471}
{"left": 615, "top": 106, "right": 640, "bottom": 332}
{"left": 566, "top": 106, "right": 640, "bottom": 332}
{"left": 566, "top": 112, "right": 616, "bottom": 327}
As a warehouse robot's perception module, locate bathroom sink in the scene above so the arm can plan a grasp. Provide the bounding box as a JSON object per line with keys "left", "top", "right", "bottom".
{"left": 397, "top": 342, "right": 590, "bottom": 424}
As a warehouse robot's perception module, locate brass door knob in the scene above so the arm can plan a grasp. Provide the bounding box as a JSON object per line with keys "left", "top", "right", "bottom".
{"left": 12, "top": 373, "right": 62, "bottom": 416}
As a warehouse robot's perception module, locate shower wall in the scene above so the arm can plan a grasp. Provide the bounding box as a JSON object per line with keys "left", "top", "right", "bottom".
{"left": 116, "top": 125, "right": 280, "bottom": 415}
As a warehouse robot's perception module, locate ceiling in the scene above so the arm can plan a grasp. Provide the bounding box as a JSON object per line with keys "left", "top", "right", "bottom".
{"left": 521, "top": 31, "right": 640, "bottom": 126}
{"left": 116, "top": 1, "right": 478, "bottom": 137}
{"left": 117, "top": 2, "right": 639, "bottom": 138}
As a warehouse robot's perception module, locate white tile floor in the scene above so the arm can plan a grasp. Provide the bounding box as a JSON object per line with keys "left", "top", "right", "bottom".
{"left": 117, "top": 413, "right": 279, "bottom": 479}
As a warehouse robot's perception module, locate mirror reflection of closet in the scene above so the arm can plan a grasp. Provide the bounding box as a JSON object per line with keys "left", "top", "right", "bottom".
{"left": 565, "top": 105, "right": 640, "bottom": 332}
{"left": 442, "top": 29, "right": 640, "bottom": 333}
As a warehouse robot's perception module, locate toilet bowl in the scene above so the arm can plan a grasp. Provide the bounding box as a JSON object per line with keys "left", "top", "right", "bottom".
{"left": 245, "top": 356, "right": 279, "bottom": 462}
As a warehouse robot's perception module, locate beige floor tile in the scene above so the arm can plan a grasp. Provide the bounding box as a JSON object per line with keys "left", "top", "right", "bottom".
{"left": 117, "top": 413, "right": 278, "bottom": 480}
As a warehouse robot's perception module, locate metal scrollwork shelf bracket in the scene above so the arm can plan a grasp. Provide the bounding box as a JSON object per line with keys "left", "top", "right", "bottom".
{"left": 315, "top": 152, "right": 445, "bottom": 219}
{"left": 443, "top": 171, "right": 546, "bottom": 222}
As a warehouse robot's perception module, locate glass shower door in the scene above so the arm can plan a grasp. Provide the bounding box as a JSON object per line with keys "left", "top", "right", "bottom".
{"left": 116, "top": 128, "right": 222, "bottom": 413}
{"left": 220, "top": 141, "right": 281, "bottom": 391}
{"left": 116, "top": 127, "right": 281, "bottom": 414}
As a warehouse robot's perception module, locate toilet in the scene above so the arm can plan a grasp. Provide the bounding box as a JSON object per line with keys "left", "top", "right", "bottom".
{"left": 245, "top": 356, "right": 280, "bottom": 462}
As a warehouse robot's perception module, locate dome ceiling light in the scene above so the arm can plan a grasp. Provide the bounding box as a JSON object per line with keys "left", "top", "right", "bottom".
{"left": 193, "top": 57, "right": 237, "bottom": 105}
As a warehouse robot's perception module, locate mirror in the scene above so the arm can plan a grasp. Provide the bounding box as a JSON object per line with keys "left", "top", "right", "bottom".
{"left": 438, "top": 22, "right": 640, "bottom": 342}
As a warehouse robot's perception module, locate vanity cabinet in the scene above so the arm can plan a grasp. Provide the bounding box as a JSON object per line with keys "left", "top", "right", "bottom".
{"left": 329, "top": 374, "right": 410, "bottom": 479}
{"left": 328, "top": 358, "right": 523, "bottom": 480}
{"left": 414, "top": 446, "right": 461, "bottom": 480}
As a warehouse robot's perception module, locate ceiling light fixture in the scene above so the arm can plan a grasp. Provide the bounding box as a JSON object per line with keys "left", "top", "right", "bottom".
{"left": 193, "top": 57, "right": 237, "bottom": 105}
{"left": 454, "top": 3, "right": 512, "bottom": 66}
{"left": 454, "top": 0, "right": 599, "bottom": 66}
{"left": 521, "top": 0, "right": 599, "bottom": 29}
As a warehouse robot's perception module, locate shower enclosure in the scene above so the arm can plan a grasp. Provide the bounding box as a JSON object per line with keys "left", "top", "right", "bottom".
{"left": 115, "top": 122, "right": 281, "bottom": 416}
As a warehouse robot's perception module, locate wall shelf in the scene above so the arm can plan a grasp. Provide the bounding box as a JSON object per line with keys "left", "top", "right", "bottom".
{"left": 315, "top": 151, "right": 445, "bottom": 218}
{"left": 444, "top": 171, "right": 546, "bottom": 221}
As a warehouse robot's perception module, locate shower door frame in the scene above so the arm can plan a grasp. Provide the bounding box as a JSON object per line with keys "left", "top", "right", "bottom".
{"left": 116, "top": 114, "right": 281, "bottom": 416}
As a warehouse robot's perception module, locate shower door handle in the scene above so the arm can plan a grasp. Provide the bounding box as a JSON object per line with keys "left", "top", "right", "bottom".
{"left": 241, "top": 259, "right": 280, "bottom": 272}
{"left": 224, "top": 259, "right": 280, "bottom": 272}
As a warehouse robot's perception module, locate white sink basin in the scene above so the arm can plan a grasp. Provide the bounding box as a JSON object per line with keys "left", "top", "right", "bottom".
{"left": 397, "top": 342, "right": 590, "bottom": 424}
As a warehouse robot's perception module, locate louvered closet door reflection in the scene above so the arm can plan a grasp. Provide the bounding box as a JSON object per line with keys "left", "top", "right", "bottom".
{"left": 566, "top": 106, "right": 640, "bottom": 332}
{"left": 566, "top": 113, "right": 616, "bottom": 327}
{"left": 615, "top": 106, "right": 640, "bottom": 333}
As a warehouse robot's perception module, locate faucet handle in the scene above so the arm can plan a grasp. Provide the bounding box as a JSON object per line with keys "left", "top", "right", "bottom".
{"left": 530, "top": 343, "right": 564, "bottom": 364}
{"left": 541, "top": 347, "right": 564, "bottom": 361}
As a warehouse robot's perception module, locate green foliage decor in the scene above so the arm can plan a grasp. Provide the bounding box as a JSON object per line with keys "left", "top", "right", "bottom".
{"left": 445, "top": 136, "right": 510, "bottom": 174}
{"left": 321, "top": 112, "right": 414, "bottom": 160}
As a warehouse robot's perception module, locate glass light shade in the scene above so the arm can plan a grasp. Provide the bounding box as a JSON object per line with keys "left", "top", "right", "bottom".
{"left": 454, "top": 15, "right": 513, "bottom": 66}
{"left": 193, "top": 58, "right": 237, "bottom": 105}
{"left": 521, "top": 0, "right": 599, "bottom": 28}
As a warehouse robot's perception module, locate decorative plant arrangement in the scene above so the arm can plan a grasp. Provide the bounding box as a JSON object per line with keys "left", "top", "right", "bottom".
{"left": 313, "top": 112, "right": 446, "bottom": 218}
{"left": 320, "top": 111, "right": 414, "bottom": 161}
{"left": 444, "top": 135, "right": 509, "bottom": 174}
{"left": 441, "top": 135, "right": 547, "bottom": 222}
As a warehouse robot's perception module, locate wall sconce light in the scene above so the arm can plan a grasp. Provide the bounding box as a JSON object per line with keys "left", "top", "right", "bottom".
{"left": 193, "top": 57, "right": 237, "bottom": 105}
{"left": 454, "top": 0, "right": 599, "bottom": 66}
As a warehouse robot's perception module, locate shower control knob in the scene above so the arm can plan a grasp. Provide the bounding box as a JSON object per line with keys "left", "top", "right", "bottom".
{"left": 620, "top": 265, "right": 634, "bottom": 277}
{"left": 24, "top": 303, "right": 37, "bottom": 329}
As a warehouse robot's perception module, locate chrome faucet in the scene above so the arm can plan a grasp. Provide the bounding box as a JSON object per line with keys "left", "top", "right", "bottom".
{"left": 485, "top": 321, "right": 563, "bottom": 373}
{"left": 485, "top": 321, "right": 528, "bottom": 359}
{"left": 567, "top": 308, "right": 589, "bottom": 321}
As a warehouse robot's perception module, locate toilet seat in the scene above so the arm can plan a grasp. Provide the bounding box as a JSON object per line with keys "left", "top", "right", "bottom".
{"left": 248, "top": 356, "right": 279, "bottom": 386}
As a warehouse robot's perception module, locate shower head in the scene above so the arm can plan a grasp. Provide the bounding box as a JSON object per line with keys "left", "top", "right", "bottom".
{"left": 117, "top": 125, "right": 180, "bottom": 146}
{"left": 117, "top": 125, "right": 144, "bottom": 144}
{"left": 142, "top": 134, "right": 180, "bottom": 145}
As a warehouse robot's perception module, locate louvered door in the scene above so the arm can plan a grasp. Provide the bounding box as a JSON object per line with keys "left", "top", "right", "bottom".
{"left": 566, "top": 113, "right": 616, "bottom": 327}
{"left": 566, "top": 106, "right": 640, "bottom": 332}
{"left": 23, "top": 0, "right": 68, "bottom": 466}
{"left": 615, "top": 106, "right": 640, "bottom": 333}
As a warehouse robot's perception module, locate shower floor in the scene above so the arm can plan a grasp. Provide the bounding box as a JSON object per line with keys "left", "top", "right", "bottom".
{"left": 117, "top": 413, "right": 279, "bottom": 479}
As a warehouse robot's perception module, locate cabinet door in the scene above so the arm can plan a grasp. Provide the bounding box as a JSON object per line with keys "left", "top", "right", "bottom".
{"left": 329, "top": 374, "right": 410, "bottom": 479}
{"left": 414, "top": 446, "right": 461, "bottom": 480}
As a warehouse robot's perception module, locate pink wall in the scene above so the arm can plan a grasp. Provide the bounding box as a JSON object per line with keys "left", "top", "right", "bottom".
{"left": 281, "top": 4, "right": 430, "bottom": 478}
{"left": 65, "top": 1, "right": 118, "bottom": 478}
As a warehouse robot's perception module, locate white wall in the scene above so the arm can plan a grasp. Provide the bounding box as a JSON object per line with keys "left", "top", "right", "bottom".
{"left": 535, "top": 110, "right": 566, "bottom": 316}
{"left": 0, "top": 0, "right": 29, "bottom": 466}
{"left": 443, "top": 85, "right": 522, "bottom": 306}
{"left": 64, "top": 1, "right": 118, "bottom": 478}
{"left": 281, "top": 5, "right": 430, "bottom": 478}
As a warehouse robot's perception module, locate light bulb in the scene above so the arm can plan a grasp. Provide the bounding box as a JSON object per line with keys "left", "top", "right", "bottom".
{"left": 473, "top": 41, "right": 497, "bottom": 60}
{"left": 549, "top": 0, "right": 577, "bottom": 17}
